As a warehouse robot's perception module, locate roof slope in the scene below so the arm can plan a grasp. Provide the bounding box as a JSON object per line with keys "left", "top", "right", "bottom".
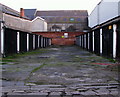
{"left": 24, "top": 9, "right": 37, "bottom": 20}
{"left": 36, "top": 10, "right": 88, "bottom": 17}
{"left": 0, "top": 3, "right": 20, "bottom": 17}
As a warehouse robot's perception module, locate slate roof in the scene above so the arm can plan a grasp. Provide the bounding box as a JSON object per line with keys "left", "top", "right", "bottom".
{"left": 35, "top": 10, "right": 88, "bottom": 23}
{"left": 36, "top": 10, "right": 88, "bottom": 17}
{"left": 0, "top": 3, "right": 29, "bottom": 19}
{"left": 24, "top": 9, "right": 37, "bottom": 20}
{"left": 0, "top": 3, "right": 20, "bottom": 17}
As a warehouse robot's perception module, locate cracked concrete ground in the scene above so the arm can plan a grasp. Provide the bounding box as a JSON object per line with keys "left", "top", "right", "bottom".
{"left": 1, "top": 45, "right": 120, "bottom": 97}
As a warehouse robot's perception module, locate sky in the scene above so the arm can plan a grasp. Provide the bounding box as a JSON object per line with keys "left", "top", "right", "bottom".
{"left": 0, "top": 0, "right": 101, "bottom": 14}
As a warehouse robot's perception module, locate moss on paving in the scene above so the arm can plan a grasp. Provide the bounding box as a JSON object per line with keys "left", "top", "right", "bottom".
{"left": 31, "top": 63, "right": 47, "bottom": 73}
{"left": 1, "top": 48, "right": 53, "bottom": 63}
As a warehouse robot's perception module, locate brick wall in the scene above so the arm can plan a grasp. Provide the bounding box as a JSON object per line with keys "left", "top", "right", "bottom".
{"left": 33, "top": 32, "right": 85, "bottom": 45}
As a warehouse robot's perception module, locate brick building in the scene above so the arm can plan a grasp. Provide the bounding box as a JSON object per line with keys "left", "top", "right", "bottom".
{"left": 25, "top": 10, "right": 89, "bottom": 32}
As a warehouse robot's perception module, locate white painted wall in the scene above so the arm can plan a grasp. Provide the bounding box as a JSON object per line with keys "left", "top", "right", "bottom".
{"left": 89, "top": 0, "right": 120, "bottom": 28}
{"left": 4, "top": 13, "right": 32, "bottom": 32}
{"left": 99, "top": 1, "right": 119, "bottom": 24}
{"left": 31, "top": 17, "right": 47, "bottom": 32}
{"left": 3, "top": 13, "right": 47, "bottom": 32}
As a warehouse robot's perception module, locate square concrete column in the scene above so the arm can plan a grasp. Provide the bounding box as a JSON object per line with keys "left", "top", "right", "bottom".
{"left": 33, "top": 35, "right": 35, "bottom": 49}
{"left": 100, "top": 28, "right": 102, "bottom": 55}
{"left": 113, "top": 24, "right": 117, "bottom": 59}
{"left": 27, "top": 33, "right": 29, "bottom": 51}
{"left": 1, "top": 22, "right": 4, "bottom": 56}
{"left": 17, "top": 32, "right": 20, "bottom": 53}
{"left": 92, "top": 31, "right": 95, "bottom": 52}
{"left": 88, "top": 33, "right": 90, "bottom": 50}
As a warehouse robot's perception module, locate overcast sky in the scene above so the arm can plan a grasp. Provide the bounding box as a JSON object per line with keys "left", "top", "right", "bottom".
{"left": 0, "top": 0, "right": 101, "bottom": 14}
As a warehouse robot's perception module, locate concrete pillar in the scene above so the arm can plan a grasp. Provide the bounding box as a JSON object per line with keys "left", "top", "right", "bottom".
{"left": 79, "top": 36, "right": 80, "bottom": 47}
{"left": 80, "top": 36, "right": 81, "bottom": 47}
{"left": 38, "top": 35, "right": 40, "bottom": 48}
{"left": 0, "top": 22, "right": 2, "bottom": 58}
{"left": 88, "top": 33, "right": 90, "bottom": 50}
{"left": 113, "top": 24, "right": 117, "bottom": 59}
{"left": 92, "top": 31, "right": 95, "bottom": 52}
{"left": 100, "top": 28, "right": 102, "bottom": 55}
{"left": 84, "top": 34, "right": 86, "bottom": 49}
{"left": 79, "top": 36, "right": 81, "bottom": 47}
{"left": 17, "top": 32, "right": 20, "bottom": 53}
{"left": 1, "top": 22, "right": 4, "bottom": 56}
{"left": 43, "top": 37, "right": 46, "bottom": 47}
{"left": 33, "top": 35, "right": 35, "bottom": 49}
{"left": 49, "top": 39, "right": 51, "bottom": 46}
{"left": 82, "top": 35, "right": 83, "bottom": 48}
{"left": 41, "top": 37, "right": 43, "bottom": 48}
{"left": 27, "top": 33, "right": 29, "bottom": 51}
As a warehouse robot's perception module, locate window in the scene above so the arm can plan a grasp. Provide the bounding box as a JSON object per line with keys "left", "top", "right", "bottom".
{"left": 49, "top": 18, "right": 53, "bottom": 22}
{"left": 63, "top": 18, "right": 67, "bottom": 21}
{"left": 64, "top": 33, "right": 68, "bottom": 38}
{"left": 77, "top": 18, "right": 81, "bottom": 21}
{"left": 70, "top": 18, "right": 74, "bottom": 21}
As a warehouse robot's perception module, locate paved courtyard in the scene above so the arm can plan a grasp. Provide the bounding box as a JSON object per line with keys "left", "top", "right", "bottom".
{"left": 1, "top": 46, "right": 120, "bottom": 97}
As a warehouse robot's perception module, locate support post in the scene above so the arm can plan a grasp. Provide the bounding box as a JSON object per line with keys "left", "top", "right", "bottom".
{"left": 17, "top": 32, "right": 20, "bottom": 53}
{"left": 100, "top": 28, "right": 102, "bottom": 55}
{"left": 41, "top": 37, "right": 43, "bottom": 48}
{"left": 88, "top": 33, "right": 90, "bottom": 50}
{"left": 27, "top": 33, "right": 29, "bottom": 51}
{"left": 84, "top": 34, "right": 86, "bottom": 49}
{"left": 1, "top": 22, "right": 4, "bottom": 57}
{"left": 92, "top": 31, "right": 95, "bottom": 52}
{"left": 113, "top": 24, "right": 117, "bottom": 59}
{"left": 33, "top": 35, "right": 35, "bottom": 49}
{"left": 38, "top": 35, "right": 40, "bottom": 48}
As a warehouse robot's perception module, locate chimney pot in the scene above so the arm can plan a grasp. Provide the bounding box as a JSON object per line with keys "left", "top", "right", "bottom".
{"left": 20, "top": 8, "right": 24, "bottom": 17}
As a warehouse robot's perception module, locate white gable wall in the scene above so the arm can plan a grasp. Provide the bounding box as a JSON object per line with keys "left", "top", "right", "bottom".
{"left": 31, "top": 17, "right": 47, "bottom": 32}
{"left": 3, "top": 13, "right": 47, "bottom": 32}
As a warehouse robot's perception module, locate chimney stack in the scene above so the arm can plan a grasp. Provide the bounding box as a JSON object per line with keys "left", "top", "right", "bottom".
{"left": 20, "top": 8, "right": 24, "bottom": 17}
